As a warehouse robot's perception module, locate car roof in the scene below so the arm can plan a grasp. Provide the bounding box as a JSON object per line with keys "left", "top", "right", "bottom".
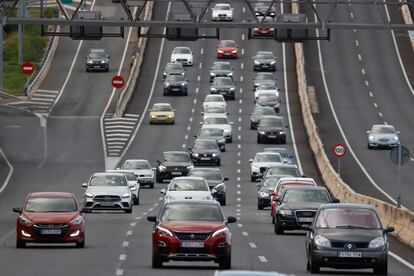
{"left": 153, "top": 103, "right": 172, "bottom": 107}
{"left": 93, "top": 172, "right": 125, "bottom": 177}
{"left": 205, "top": 94, "right": 225, "bottom": 99}
{"left": 124, "top": 159, "right": 150, "bottom": 163}
{"left": 163, "top": 151, "right": 189, "bottom": 154}
{"left": 214, "top": 76, "right": 233, "bottom": 80}
{"left": 163, "top": 199, "right": 220, "bottom": 206}
{"left": 90, "top": 48, "right": 105, "bottom": 52}
{"left": 213, "top": 61, "right": 231, "bottom": 65}
{"left": 30, "top": 192, "right": 74, "bottom": 198}
{"left": 264, "top": 147, "right": 288, "bottom": 152}
{"left": 215, "top": 3, "right": 230, "bottom": 7}
{"left": 319, "top": 203, "right": 377, "bottom": 210}
{"left": 171, "top": 176, "right": 206, "bottom": 181}
{"left": 195, "top": 138, "right": 218, "bottom": 143}
{"left": 261, "top": 115, "right": 283, "bottom": 120}
{"left": 106, "top": 169, "right": 134, "bottom": 174}
{"left": 268, "top": 164, "right": 298, "bottom": 169}
{"left": 204, "top": 114, "right": 229, "bottom": 119}
{"left": 173, "top": 46, "right": 190, "bottom": 50}
{"left": 278, "top": 177, "right": 315, "bottom": 182}
{"left": 255, "top": 152, "right": 282, "bottom": 157}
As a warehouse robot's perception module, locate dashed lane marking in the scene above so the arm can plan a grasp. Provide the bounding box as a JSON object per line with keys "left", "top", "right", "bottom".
{"left": 249, "top": 243, "right": 257, "bottom": 248}
{"left": 197, "top": 76, "right": 201, "bottom": 81}
{"left": 361, "top": 68, "right": 366, "bottom": 75}
{"left": 119, "top": 254, "right": 127, "bottom": 261}
{"left": 242, "top": 34, "right": 245, "bottom": 40}
{"left": 369, "top": 92, "right": 374, "bottom": 97}
{"left": 258, "top": 256, "right": 268, "bottom": 263}
{"left": 237, "top": 197, "right": 241, "bottom": 201}
{"left": 355, "top": 40, "right": 359, "bottom": 46}
{"left": 237, "top": 223, "right": 243, "bottom": 227}
{"left": 374, "top": 103, "right": 378, "bottom": 108}
{"left": 240, "top": 76, "right": 244, "bottom": 82}
{"left": 199, "top": 63, "right": 203, "bottom": 69}
{"left": 350, "top": 12, "right": 354, "bottom": 18}
{"left": 116, "top": 269, "right": 124, "bottom": 276}
{"left": 130, "top": 222, "right": 136, "bottom": 226}
{"left": 200, "top": 48, "right": 204, "bottom": 54}
{"left": 365, "top": 80, "right": 370, "bottom": 86}
{"left": 379, "top": 112, "right": 383, "bottom": 117}
{"left": 358, "top": 54, "right": 362, "bottom": 61}
{"left": 242, "top": 231, "right": 249, "bottom": 236}
{"left": 126, "top": 231, "right": 132, "bottom": 236}
{"left": 241, "top": 63, "right": 244, "bottom": 69}
{"left": 122, "top": 241, "right": 129, "bottom": 247}
{"left": 241, "top": 49, "right": 245, "bottom": 55}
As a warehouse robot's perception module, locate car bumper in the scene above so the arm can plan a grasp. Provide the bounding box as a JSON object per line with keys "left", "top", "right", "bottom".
{"left": 84, "top": 198, "right": 132, "bottom": 210}
{"left": 254, "top": 65, "right": 276, "bottom": 71}
{"left": 312, "top": 249, "right": 387, "bottom": 269}
{"left": 86, "top": 64, "right": 109, "bottom": 71}
{"left": 191, "top": 156, "right": 221, "bottom": 165}
{"left": 277, "top": 216, "right": 313, "bottom": 230}
{"left": 164, "top": 86, "right": 187, "bottom": 95}
{"left": 368, "top": 142, "right": 398, "bottom": 148}
{"left": 172, "top": 60, "right": 193, "bottom": 66}
{"left": 17, "top": 224, "right": 85, "bottom": 243}
{"left": 217, "top": 53, "right": 237, "bottom": 58}
{"left": 150, "top": 117, "right": 174, "bottom": 124}
{"left": 258, "top": 197, "right": 271, "bottom": 207}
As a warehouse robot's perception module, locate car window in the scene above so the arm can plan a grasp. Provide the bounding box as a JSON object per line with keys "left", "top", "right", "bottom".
{"left": 90, "top": 175, "right": 128, "bottom": 186}
{"left": 254, "top": 154, "right": 282, "bottom": 162}
{"left": 89, "top": 52, "right": 106, "bottom": 59}
{"left": 205, "top": 117, "right": 229, "bottom": 124}
{"left": 205, "top": 106, "right": 226, "bottom": 113}
{"left": 264, "top": 149, "right": 289, "bottom": 158}
{"left": 259, "top": 118, "right": 284, "bottom": 127}
{"left": 256, "top": 73, "right": 273, "bottom": 80}
{"left": 214, "top": 78, "right": 233, "bottom": 86}
{"left": 372, "top": 126, "right": 395, "bottom": 134}
{"left": 168, "top": 179, "right": 209, "bottom": 191}
{"left": 215, "top": 63, "right": 231, "bottom": 70}
{"left": 193, "top": 141, "right": 218, "bottom": 150}
{"left": 266, "top": 167, "right": 299, "bottom": 177}
{"left": 220, "top": 41, "right": 235, "bottom": 47}
{"left": 200, "top": 128, "right": 223, "bottom": 136}
{"left": 205, "top": 96, "right": 224, "bottom": 102}
{"left": 173, "top": 48, "right": 190, "bottom": 54}
{"left": 160, "top": 203, "right": 224, "bottom": 222}
{"left": 152, "top": 105, "right": 172, "bottom": 112}
{"left": 254, "top": 108, "right": 276, "bottom": 115}
{"left": 256, "top": 53, "right": 274, "bottom": 59}
{"left": 167, "top": 75, "right": 185, "bottom": 81}
{"left": 282, "top": 189, "right": 330, "bottom": 203}
{"left": 216, "top": 5, "right": 230, "bottom": 10}
{"left": 258, "top": 84, "right": 276, "bottom": 90}
{"left": 189, "top": 170, "right": 222, "bottom": 181}
{"left": 315, "top": 208, "right": 382, "bottom": 229}
{"left": 122, "top": 160, "right": 150, "bottom": 170}
{"left": 25, "top": 197, "right": 77, "bottom": 212}
{"left": 163, "top": 153, "right": 190, "bottom": 163}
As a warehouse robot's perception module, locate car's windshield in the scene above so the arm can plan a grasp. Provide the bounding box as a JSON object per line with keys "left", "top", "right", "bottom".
{"left": 25, "top": 197, "right": 77, "bottom": 212}
{"left": 205, "top": 96, "right": 224, "bottom": 102}
{"left": 264, "top": 149, "right": 289, "bottom": 158}
{"left": 258, "top": 95, "right": 278, "bottom": 102}
{"left": 214, "top": 78, "right": 233, "bottom": 86}
{"left": 89, "top": 51, "right": 106, "bottom": 59}
{"left": 315, "top": 208, "right": 382, "bottom": 229}
{"left": 173, "top": 48, "right": 190, "bottom": 54}
{"left": 124, "top": 172, "right": 136, "bottom": 181}
{"left": 215, "top": 5, "right": 230, "bottom": 10}
{"left": 152, "top": 104, "right": 172, "bottom": 112}
{"left": 257, "top": 84, "right": 276, "bottom": 90}
{"left": 256, "top": 53, "right": 274, "bottom": 59}
{"left": 205, "top": 117, "right": 229, "bottom": 124}
{"left": 122, "top": 160, "right": 151, "bottom": 170}
{"left": 220, "top": 41, "right": 235, "bottom": 47}
{"left": 167, "top": 75, "right": 185, "bottom": 81}
{"left": 254, "top": 108, "right": 276, "bottom": 116}
{"left": 372, "top": 126, "right": 395, "bottom": 134}
{"left": 256, "top": 73, "right": 273, "bottom": 80}
{"left": 266, "top": 167, "right": 299, "bottom": 177}
{"left": 160, "top": 203, "right": 223, "bottom": 222}
{"left": 168, "top": 179, "right": 209, "bottom": 191}
{"left": 90, "top": 175, "right": 127, "bottom": 186}
{"left": 263, "top": 178, "right": 280, "bottom": 189}
{"left": 260, "top": 117, "right": 283, "bottom": 127}
{"left": 254, "top": 153, "right": 282, "bottom": 162}
{"left": 200, "top": 128, "right": 223, "bottom": 136}
{"left": 193, "top": 141, "right": 218, "bottom": 150}
{"left": 189, "top": 170, "right": 222, "bottom": 181}
{"left": 215, "top": 63, "right": 231, "bottom": 70}
{"left": 166, "top": 63, "right": 183, "bottom": 70}
{"left": 256, "top": 3, "right": 272, "bottom": 9}
{"left": 283, "top": 189, "right": 330, "bottom": 203}
{"left": 205, "top": 106, "right": 226, "bottom": 113}
{"left": 163, "top": 153, "right": 190, "bottom": 163}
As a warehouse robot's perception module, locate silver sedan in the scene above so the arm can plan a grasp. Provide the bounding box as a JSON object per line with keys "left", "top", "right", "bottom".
{"left": 367, "top": 124, "right": 399, "bottom": 149}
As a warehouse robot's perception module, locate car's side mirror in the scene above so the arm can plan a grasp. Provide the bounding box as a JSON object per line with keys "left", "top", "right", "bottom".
{"left": 147, "top": 215, "right": 157, "bottom": 222}
{"left": 194, "top": 135, "right": 198, "bottom": 138}
{"left": 285, "top": 125, "right": 289, "bottom": 129}
{"left": 82, "top": 183, "right": 88, "bottom": 188}
{"left": 155, "top": 160, "right": 160, "bottom": 164}
{"left": 201, "top": 112, "right": 204, "bottom": 115}
{"left": 12, "top": 207, "right": 22, "bottom": 213}
{"left": 229, "top": 122, "right": 234, "bottom": 125}
{"left": 331, "top": 198, "right": 340, "bottom": 203}
{"left": 301, "top": 224, "right": 312, "bottom": 231}
{"left": 227, "top": 216, "right": 237, "bottom": 224}
{"left": 187, "top": 147, "right": 192, "bottom": 151}
{"left": 223, "top": 177, "right": 229, "bottom": 181}
{"left": 160, "top": 189, "right": 166, "bottom": 194}
{"left": 107, "top": 55, "right": 111, "bottom": 59}
{"left": 249, "top": 159, "right": 253, "bottom": 163}
{"left": 289, "top": 155, "right": 294, "bottom": 159}
{"left": 384, "top": 227, "right": 395, "bottom": 234}
{"left": 128, "top": 183, "right": 135, "bottom": 188}
{"left": 396, "top": 131, "right": 400, "bottom": 134}
{"left": 200, "top": 122, "right": 203, "bottom": 125}
{"left": 211, "top": 188, "right": 217, "bottom": 194}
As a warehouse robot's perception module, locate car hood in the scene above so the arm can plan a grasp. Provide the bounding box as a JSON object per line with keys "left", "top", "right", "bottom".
{"left": 86, "top": 186, "right": 130, "bottom": 195}
{"left": 258, "top": 126, "right": 284, "bottom": 132}
{"left": 212, "top": 9, "right": 232, "bottom": 14}
{"left": 204, "top": 124, "right": 232, "bottom": 132}
{"left": 165, "top": 69, "right": 184, "bottom": 74}
{"left": 203, "top": 102, "right": 226, "bottom": 108}
{"left": 166, "top": 80, "right": 186, "bottom": 85}
{"left": 254, "top": 80, "right": 275, "bottom": 85}
{"left": 192, "top": 149, "right": 220, "bottom": 154}
{"left": 151, "top": 111, "right": 174, "bottom": 116}
{"left": 166, "top": 191, "right": 212, "bottom": 200}
{"left": 159, "top": 221, "right": 225, "bottom": 232}
{"left": 133, "top": 169, "right": 153, "bottom": 176}
{"left": 23, "top": 211, "right": 79, "bottom": 224}
{"left": 162, "top": 161, "right": 192, "bottom": 167}
{"left": 219, "top": 47, "right": 236, "bottom": 51}
{"left": 315, "top": 228, "right": 384, "bottom": 242}
{"left": 280, "top": 202, "right": 324, "bottom": 210}
{"left": 257, "top": 100, "right": 279, "bottom": 106}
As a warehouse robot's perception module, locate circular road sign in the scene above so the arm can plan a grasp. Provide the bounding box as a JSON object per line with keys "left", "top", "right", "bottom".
{"left": 390, "top": 146, "right": 410, "bottom": 166}
{"left": 21, "top": 62, "right": 35, "bottom": 75}
{"left": 333, "top": 144, "right": 346, "bottom": 158}
{"left": 112, "top": 75, "right": 125, "bottom": 89}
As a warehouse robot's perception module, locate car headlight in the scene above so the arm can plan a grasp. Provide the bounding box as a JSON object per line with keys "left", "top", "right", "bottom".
{"left": 85, "top": 193, "right": 93, "bottom": 198}
{"left": 259, "top": 192, "right": 269, "bottom": 197}
{"left": 212, "top": 153, "right": 217, "bottom": 157}
{"left": 70, "top": 216, "right": 84, "bottom": 225}
{"left": 211, "top": 87, "right": 217, "bottom": 91}
{"left": 252, "top": 165, "right": 259, "bottom": 170}
{"left": 187, "top": 165, "right": 194, "bottom": 170}
{"left": 369, "top": 135, "right": 376, "bottom": 141}
{"left": 181, "top": 82, "right": 186, "bottom": 86}
{"left": 231, "top": 50, "right": 237, "bottom": 53}
{"left": 101, "top": 60, "right": 106, "bottom": 64}
{"left": 164, "top": 82, "right": 170, "bottom": 87}
{"left": 168, "top": 115, "right": 174, "bottom": 118}
{"left": 210, "top": 72, "right": 216, "bottom": 76}
{"left": 159, "top": 165, "right": 166, "bottom": 171}
{"left": 259, "top": 131, "right": 266, "bottom": 135}
{"left": 394, "top": 136, "right": 399, "bottom": 141}
{"left": 122, "top": 193, "right": 131, "bottom": 198}
{"left": 212, "top": 227, "right": 229, "bottom": 237}
{"left": 87, "top": 60, "right": 94, "bottom": 64}
{"left": 230, "top": 88, "right": 235, "bottom": 91}
{"left": 156, "top": 226, "right": 173, "bottom": 237}
{"left": 279, "top": 209, "right": 292, "bottom": 216}
{"left": 279, "top": 131, "right": 286, "bottom": 135}
{"left": 130, "top": 186, "right": 137, "bottom": 191}
{"left": 270, "top": 61, "right": 276, "bottom": 65}
{"left": 314, "top": 235, "right": 331, "bottom": 248}
{"left": 369, "top": 237, "right": 386, "bottom": 248}
{"left": 192, "top": 153, "right": 199, "bottom": 157}
{"left": 228, "top": 72, "right": 233, "bottom": 76}
{"left": 18, "top": 216, "right": 32, "bottom": 226}
{"left": 150, "top": 114, "right": 157, "bottom": 118}
{"left": 254, "top": 61, "right": 260, "bottom": 65}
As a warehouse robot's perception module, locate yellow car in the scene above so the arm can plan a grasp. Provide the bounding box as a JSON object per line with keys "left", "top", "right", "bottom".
{"left": 149, "top": 103, "right": 175, "bottom": 125}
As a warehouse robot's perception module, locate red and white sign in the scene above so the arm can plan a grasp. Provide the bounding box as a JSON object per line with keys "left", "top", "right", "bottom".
{"left": 333, "top": 144, "right": 346, "bottom": 158}
{"left": 21, "top": 62, "right": 35, "bottom": 75}
{"left": 112, "top": 75, "right": 125, "bottom": 89}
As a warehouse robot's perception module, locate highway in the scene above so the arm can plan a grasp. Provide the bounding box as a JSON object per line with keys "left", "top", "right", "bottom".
{"left": 0, "top": 1, "right": 414, "bottom": 275}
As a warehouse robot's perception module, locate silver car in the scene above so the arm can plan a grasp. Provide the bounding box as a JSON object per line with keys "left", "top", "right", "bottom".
{"left": 107, "top": 169, "right": 140, "bottom": 205}
{"left": 160, "top": 176, "right": 213, "bottom": 202}
{"left": 249, "top": 152, "right": 285, "bottom": 181}
{"left": 82, "top": 172, "right": 133, "bottom": 213}
{"left": 264, "top": 148, "right": 294, "bottom": 164}
{"left": 367, "top": 124, "right": 399, "bottom": 149}
{"left": 121, "top": 159, "right": 155, "bottom": 188}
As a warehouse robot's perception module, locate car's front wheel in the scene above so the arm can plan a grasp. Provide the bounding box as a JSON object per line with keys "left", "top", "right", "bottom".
{"left": 125, "top": 207, "right": 132, "bottom": 214}
{"left": 152, "top": 251, "right": 163, "bottom": 268}
{"left": 274, "top": 217, "right": 284, "bottom": 234}
{"left": 258, "top": 202, "right": 264, "bottom": 210}
{"left": 373, "top": 260, "right": 388, "bottom": 275}
{"left": 156, "top": 174, "right": 163, "bottom": 183}
{"left": 308, "top": 253, "right": 320, "bottom": 274}
{"left": 133, "top": 197, "right": 139, "bottom": 205}
{"left": 149, "top": 182, "right": 154, "bottom": 189}
{"left": 76, "top": 239, "right": 85, "bottom": 248}
{"left": 219, "top": 252, "right": 231, "bottom": 269}
{"left": 16, "top": 239, "right": 26, "bottom": 248}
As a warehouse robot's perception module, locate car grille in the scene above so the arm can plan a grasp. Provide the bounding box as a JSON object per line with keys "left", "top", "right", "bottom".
{"left": 266, "top": 131, "right": 277, "bottom": 135}
{"left": 139, "top": 175, "right": 151, "bottom": 178}
{"left": 176, "top": 59, "right": 188, "bottom": 63}
{"left": 32, "top": 224, "right": 69, "bottom": 238}
{"left": 166, "top": 166, "right": 188, "bottom": 172}
{"left": 94, "top": 195, "right": 122, "bottom": 202}
{"left": 174, "top": 232, "right": 211, "bottom": 240}
{"left": 156, "top": 115, "right": 168, "bottom": 118}
{"left": 379, "top": 138, "right": 389, "bottom": 142}
{"left": 330, "top": 242, "right": 370, "bottom": 249}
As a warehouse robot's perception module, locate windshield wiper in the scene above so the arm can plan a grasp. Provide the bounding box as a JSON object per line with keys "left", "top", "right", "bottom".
{"left": 335, "top": 225, "right": 372, "bottom": 229}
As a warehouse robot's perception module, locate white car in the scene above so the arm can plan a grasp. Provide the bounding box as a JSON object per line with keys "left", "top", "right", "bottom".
{"left": 160, "top": 176, "right": 213, "bottom": 202}
{"left": 202, "top": 105, "right": 228, "bottom": 120}
{"left": 249, "top": 152, "right": 285, "bottom": 181}
{"left": 203, "top": 94, "right": 227, "bottom": 110}
{"left": 120, "top": 159, "right": 155, "bottom": 188}
{"left": 254, "top": 83, "right": 280, "bottom": 100}
{"left": 367, "top": 124, "right": 399, "bottom": 149}
{"left": 107, "top": 169, "right": 140, "bottom": 205}
{"left": 200, "top": 114, "right": 233, "bottom": 143}
{"left": 211, "top": 3, "right": 234, "bottom": 21}
{"left": 170, "top": 47, "right": 193, "bottom": 66}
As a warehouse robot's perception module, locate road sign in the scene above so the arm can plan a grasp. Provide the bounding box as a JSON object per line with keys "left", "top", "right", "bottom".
{"left": 21, "top": 62, "right": 34, "bottom": 75}
{"left": 112, "top": 75, "right": 125, "bottom": 89}
{"left": 333, "top": 144, "right": 346, "bottom": 158}
{"left": 390, "top": 146, "right": 410, "bottom": 166}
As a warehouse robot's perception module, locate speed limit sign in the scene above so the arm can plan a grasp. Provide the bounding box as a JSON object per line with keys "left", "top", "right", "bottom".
{"left": 333, "top": 144, "right": 346, "bottom": 158}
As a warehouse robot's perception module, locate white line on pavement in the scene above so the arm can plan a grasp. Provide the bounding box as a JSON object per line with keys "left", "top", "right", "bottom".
{"left": 242, "top": 231, "right": 249, "bottom": 236}
{"left": 126, "top": 231, "right": 132, "bottom": 236}
{"left": 122, "top": 241, "right": 129, "bottom": 247}
{"left": 355, "top": 40, "right": 359, "bottom": 46}
{"left": 258, "top": 256, "right": 267, "bottom": 263}
{"left": 116, "top": 269, "right": 124, "bottom": 276}
{"left": 389, "top": 251, "right": 414, "bottom": 270}
{"left": 249, "top": 242, "right": 257, "bottom": 248}
{"left": 237, "top": 223, "right": 243, "bottom": 227}
{"left": 119, "top": 254, "right": 126, "bottom": 261}
{"left": 365, "top": 80, "right": 370, "bottom": 86}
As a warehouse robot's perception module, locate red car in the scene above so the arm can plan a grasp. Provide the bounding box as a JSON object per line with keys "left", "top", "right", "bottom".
{"left": 147, "top": 200, "right": 236, "bottom": 269}
{"left": 13, "top": 192, "right": 85, "bottom": 248}
{"left": 252, "top": 17, "right": 275, "bottom": 37}
{"left": 270, "top": 178, "right": 317, "bottom": 223}
{"left": 217, "top": 40, "right": 238, "bottom": 59}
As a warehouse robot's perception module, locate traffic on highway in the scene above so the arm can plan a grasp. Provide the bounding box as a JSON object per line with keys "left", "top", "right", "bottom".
{"left": 0, "top": 1, "right": 414, "bottom": 276}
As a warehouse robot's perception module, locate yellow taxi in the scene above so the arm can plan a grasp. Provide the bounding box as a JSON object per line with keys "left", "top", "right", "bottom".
{"left": 149, "top": 103, "right": 175, "bottom": 125}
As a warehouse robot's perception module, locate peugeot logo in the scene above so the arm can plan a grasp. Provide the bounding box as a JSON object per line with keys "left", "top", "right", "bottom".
{"left": 104, "top": 196, "right": 111, "bottom": 201}
{"left": 190, "top": 234, "right": 195, "bottom": 239}
{"left": 347, "top": 243, "right": 353, "bottom": 250}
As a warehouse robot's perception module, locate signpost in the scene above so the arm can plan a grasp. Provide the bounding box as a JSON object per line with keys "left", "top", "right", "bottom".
{"left": 112, "top": 75, "right": 125, "bottom": 89}
{"left": 333, "top": 144, "right": 346, "bottom": 177}
{"left": 21, "top": 62, "right": 35, "bottom": 75}
{"left": 390, "top": 144, "right": 410, "bottom": 208}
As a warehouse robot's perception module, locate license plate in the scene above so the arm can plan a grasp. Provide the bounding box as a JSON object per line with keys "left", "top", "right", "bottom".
{"left": 171, "top": 171, "right": 182, "bottom": 175}
{"left": 262, "top": 65, "right": 269, "bottom": 67}
{"left": 338, "top": 251, "right": 362, "bottom": 258}
{"left": 94, "top": 66, "right": 101, "bottom": 68}
{"left": 298, "top": 217, "right": 314, "bottom": 222}
{"left": 100, "top": 202, "right": 115, "bottom": 206}
{"left": 41, "top": 229, "right": 61, "bottom": 235}
{"left": 219, "top": 91, "right": 227, "bottom": 95}
{"left": 181, "top": 241, "right": 204, "bottom": 248}
{"left": 268, "top": 135, "right": 277, "bottom": 138}
{"left": 172, "top": 88, "right": 180, "bottom": 91}
{"left": 200, "top": 157, "right": 210, "bottom": 160}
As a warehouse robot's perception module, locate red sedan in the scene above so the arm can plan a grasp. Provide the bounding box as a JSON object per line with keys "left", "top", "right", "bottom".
{"left": 217, "top": 40, "right": 238, "bottom": 59}
{"left": 252, "top": 17, "right": 275, "bottom": 37}
{"left": 147, "top": 200, "right": 236, "bottom": 269}
{"left": 13, "top": 192, "right": 85, "bottom": 248}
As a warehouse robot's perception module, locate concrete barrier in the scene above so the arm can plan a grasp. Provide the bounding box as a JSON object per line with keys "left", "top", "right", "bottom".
{"left": 401, "top": 1, "right": 414, "bottom": 53}
{"left": 114, "top": 2, "right": 154, "bottom": 117}
{"left": 293, "top": 3, "right": 414, "bottom": 249}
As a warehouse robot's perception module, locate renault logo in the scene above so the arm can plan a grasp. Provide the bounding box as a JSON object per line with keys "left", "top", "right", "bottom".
{"left": 347, "top": 243, "right": 353, "bottom": 250}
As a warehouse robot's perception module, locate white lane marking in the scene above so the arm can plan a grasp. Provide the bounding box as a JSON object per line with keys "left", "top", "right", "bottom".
{"left": 237, "top": 177, "right": 241, "bottom": 181}
{"left": 143, "top": 212, "right": 148, "bottom": 216}
{"left": 193, "top": 99, "right": 197, "bottom": 104}
{"left": 200, "top": 48, "right": 204, "bottom": 54}
{"left": 135, "top": 216, "right": 141, "bottom": 220}
{"left": 191, "top": 108, "right": 195, "bottom": 113}
{"left": 410, "top": 157, "right": 414, "bottom": 162}
{"left": 238, "top": 126, "right": 242, "bottom": 131}
{"left": 0, "top": 146, "right": 14, "bottom": 194}
{"left": 115, "top": 2, "right": 172, "bottom": 169}
{"left": 182, "top": 144, "right": 186, "bottom": 148}
{"left": 237, "top": 184, "right": 241, "bottom": 188}
{"left": 240, "top": 76, "right": 244, "bottom": 82}
{"left": 195, "top": 87, "right": 199, "bottom": 94}
{"left": 237, "top": 197, "right": 241, "bottom": 201}
{"left": 159, "top": 197, "right": 163, "bottom": 200}
{"left": 154, "top": 203, "right": 159, "bottom": 206}
{"left": 315, "top": 11, "right": 397, "bottom": 205}
{"left": 189, "top": 117, "right": 193, "bottom": 122}
{"left": 389, "top": 251, "right": 414, "bottom": 270}
{"left": 236, "top": 209, "right": 241, "bottom": 212}
{"left": 122, "top": 241, "right": 129, "bottom": 247}
{"left": 243, "top": 7, "right": 246, "bottom": 13}
{"left": 187, "top": 126, "right": 191, "bottom": 131}
{"left": 355, "top": 40, "right": 359, "bottom": 46}
{"left": 237, "top": 190, "right": 241, "bottom": 194}
{"left": 237, "top": 223, "right": 243, "bottom": 227}
{"left": 241, "top": 49, "right": 245, "bottom": 55}
{"left": 241, "top": 63, "right": 244, "bottom": 69}
{"left": 242, "top": 231, "right": 249, "bottom": 236}
{"left": 239, "top": 88, "right": 243, "bottom": 94}
{"left": 374, "top": 103, "right": 378, "bottom": 108}
{"left": 184, "top": 135, "right": 188, "bottom": 140}
{"left": 149, "top": 208, "right": 154, "bottom": 211}
{"left": 237, "top": 204, "right": 241, "bottom": 207}
{"left": 119, "top": 254, "right": 127, "bottom": 261}
{"left": 369, "top": 92, "right": 374, "bottom": 97}
{"left": 238, "top": 144, "right": 241, "bottom": 149}
{"left": 365, "top": 80, "right": 370, "bottom": 86}
{"left": 197, "top": 75, "right": 201, "bottom": 81}
{"left": 239, "top": 99, "right": 243, "bottom": 104}
{"left": 130, "top": 222, "right": 136, "bottom": 226}
{"left": 116, "top": 269, "right": 124, "bottom": 276}
{"left": 379, "top": 112, "right": 383, "bottom": 117}
{"left": 259, "top": 256, "right": 268, "bottom": 263}
{"left": 199, "top": 63, "right": 202, "bottom": 69}
{"left": 350, "top": 12, "right": 354, "bottom": 18}
{"left": 237, "top": 160, "right": 241, "bottom": 164}
{"left": 239, "top": 108, "right": 242, "bottom": 113}
{"left": 37, "top": 89, "right": 59, "bottom": 93}
{"left": 237, "top": 152, "right": 241, "bottom": 157}
{"left": 353, "top": 29, "right": 356, "bottom": 32}
{"left": 238, "top": 117, "right": 242, "bottom": 122}
{"left": 249, "top": 242, "right": 257, "bottom": 248}
{"left": 361, "top": 68, "right": 366, "bottom": 75}
{"left": 237, "top": 169, "right": 241, "bottom": 174}
{"left": 238, "top": 135, "right": 241, "bottom": 140}
{"left": 358, "top": 54, "right": 362, "bottom": 61}
{"left": 242, "top": 34, "right": 245, "bottom": 40}
{"left": 126, "top": 231, "right": 132, "bottom": 236}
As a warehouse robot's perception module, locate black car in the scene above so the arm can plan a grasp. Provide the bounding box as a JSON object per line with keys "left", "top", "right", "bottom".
{"left": 210, "top": 77, "right": 236, "bottom": 100}
{"left": 85, "top": 49, "right": 110, "bottom": 72}
{"left": 257, "top": 116, "right": 288, "bottom": 144}
{"left": 254, "top": 2, "right": 276, "bottom": 17}
{"left": 163, "top": 63, "right": 185, "bottom": 80}
{"left": 253, "top": 72, "right": 277, "bottom": 89}
{"left": 196, "top": 127, "right": 226, "bottom": 152}
{"left": 304, "top": 203, "right": 394, "bottom": 274}
{"left": 209, "top": 62, "right": 234, "bottom": 82}
{"left": 256, "top": 94, "right": 281, "bottom": 114}
{"left": 253, "top": 51, "right": 276, "bottom": 71}
{"left": 274, "top": 186, "right": 336, "bottom": 234}
{"left": 155, "top": 151, "right": 194, "bottom": 183}
{"left": 189, "top": 139, "right": 222, "bottom": 166}
{"left": 188, "top": 168, "right": 229, "bottom": 205}
{"left": 163, "top": 74, "right": 188, "bottom": 96}
{"left": 250, "top": 106, "right": 277, "bottom": 130}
